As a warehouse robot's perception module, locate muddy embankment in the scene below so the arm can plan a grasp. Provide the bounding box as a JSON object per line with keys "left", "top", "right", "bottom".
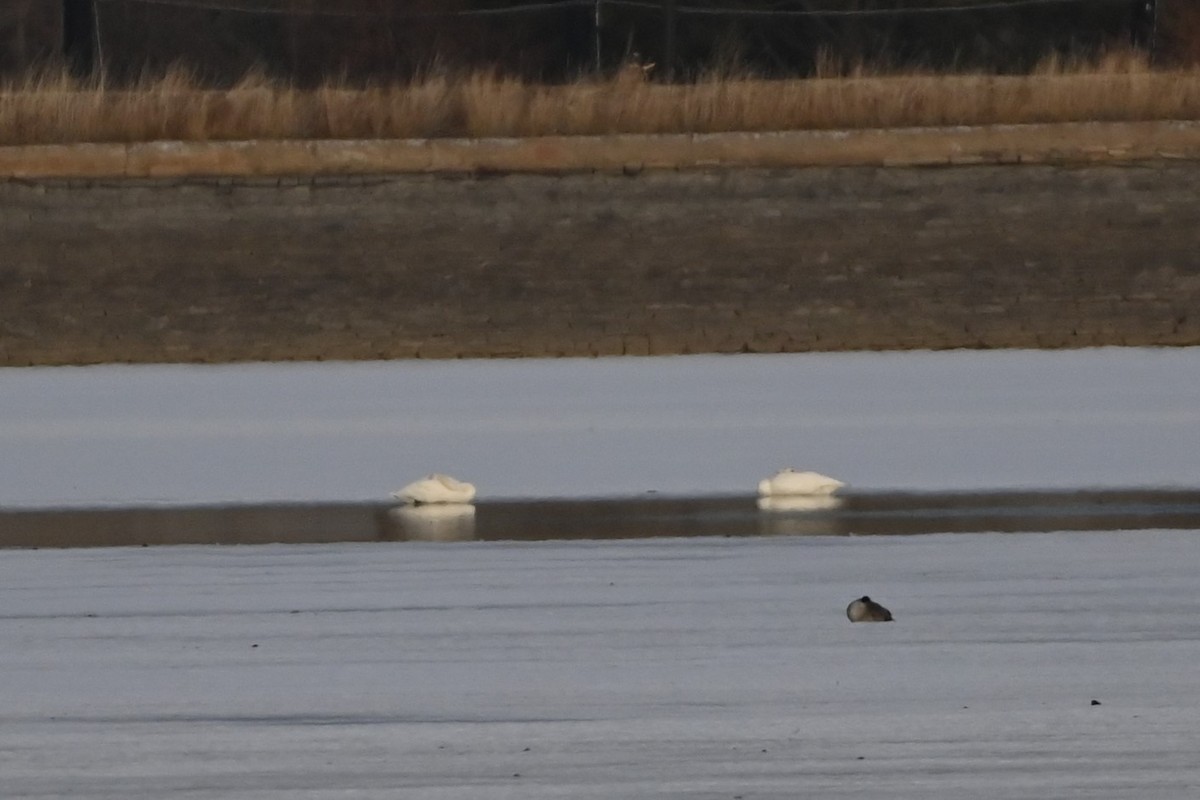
{"left": 2, "top": 125, "right": 1199, "bottom": 366}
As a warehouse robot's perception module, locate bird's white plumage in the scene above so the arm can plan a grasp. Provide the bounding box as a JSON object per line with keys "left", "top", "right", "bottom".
{"left": 391, "top": 473, "right": 477, "bottom": 505}
{"left": 757, "top": 468, "right": 845, "bottom": 497}
{"left": 756, "top": 495, "right": 843, "bottom": 513}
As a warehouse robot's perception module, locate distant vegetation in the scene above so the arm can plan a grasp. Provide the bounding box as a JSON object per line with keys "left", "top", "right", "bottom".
{"left": 76, "top": 0, "right": 1142, "bottom": 84}
{"left": 2, "top": 52, "right": 1199, "bottom": 145}
{"left": 2, "top": 2, "right": 1199, "bottom": 145}
{"left": 2, "top": 1, "right": 1190, "bottom": 86}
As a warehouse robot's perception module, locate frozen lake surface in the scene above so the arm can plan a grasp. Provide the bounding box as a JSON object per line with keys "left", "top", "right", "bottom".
{"left": 2, "top": 348, "right": 1199, "bottom": 508}
{"left": 3, "top": 530, "right": 1199, "bottom": 798}
{"left": 5, "top": 349, "right": 1198, "bottom": 796}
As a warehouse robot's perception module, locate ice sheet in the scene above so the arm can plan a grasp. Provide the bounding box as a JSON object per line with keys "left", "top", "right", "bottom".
{"left": 2, "top": 530, "right": 1199, "bottom": 798}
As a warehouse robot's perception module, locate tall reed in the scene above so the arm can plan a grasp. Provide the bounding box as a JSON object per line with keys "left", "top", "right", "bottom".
{"left": 2, "top": 55, "right": 1199, "bottom": 146}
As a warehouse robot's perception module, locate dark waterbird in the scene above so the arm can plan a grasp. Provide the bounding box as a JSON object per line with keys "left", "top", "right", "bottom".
{"left": 846, "top": 596, "right": 894, "bottom": 622}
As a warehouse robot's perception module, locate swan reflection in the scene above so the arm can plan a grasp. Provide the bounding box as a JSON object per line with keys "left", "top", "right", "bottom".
{"left": 756, "top": 494, "right": 844, "bottom": 537}
{"left": 386, "top": 503, "right": 477, "bottom": 541}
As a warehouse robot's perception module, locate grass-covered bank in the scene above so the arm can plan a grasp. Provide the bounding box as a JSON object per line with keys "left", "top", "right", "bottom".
{"left": 4, "top": 165, "right": 1199, "bottom": 366}
{"left": 4, "top": 55, "right": 1200, "bottom": 146}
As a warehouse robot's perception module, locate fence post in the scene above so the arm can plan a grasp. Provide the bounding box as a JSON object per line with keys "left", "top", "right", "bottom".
{"left": 62, "top": 0, "right": 97, "bottom": 76}
{"left": 1131, "top": 0, "right": 1157, "bottom": 54}
{"left": 594, "top": 0, "right": 603, "bottom": 73}
{"left": 663, "top": 0, "right": 677, "bottom": 80}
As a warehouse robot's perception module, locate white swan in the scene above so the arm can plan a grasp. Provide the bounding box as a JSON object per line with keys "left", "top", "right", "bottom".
{"left": 757, "top": 468, "right": 845, "bottom": 497}
{"left": 391, "top": 474, "right": 476, "bottom": 505}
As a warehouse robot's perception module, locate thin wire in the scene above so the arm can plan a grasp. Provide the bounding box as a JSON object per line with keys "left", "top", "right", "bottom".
{"left": 610, "top": 0, "right": 1125, "bottom": 16}
{"left": 94, "top": 0, "right": 592, "bottom": 16}
{"left": 97, "top": 0, "right": 1125, "bottom": 19}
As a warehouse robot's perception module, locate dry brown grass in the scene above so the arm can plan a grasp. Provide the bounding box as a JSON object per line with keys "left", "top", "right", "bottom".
{"left": 3, "top": 54, "right": 1200, "bottom": 146}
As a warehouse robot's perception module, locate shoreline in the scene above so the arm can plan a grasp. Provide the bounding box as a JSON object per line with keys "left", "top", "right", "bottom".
{"left": 3, "top": 121, "right": 1200, "bottom": 179}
